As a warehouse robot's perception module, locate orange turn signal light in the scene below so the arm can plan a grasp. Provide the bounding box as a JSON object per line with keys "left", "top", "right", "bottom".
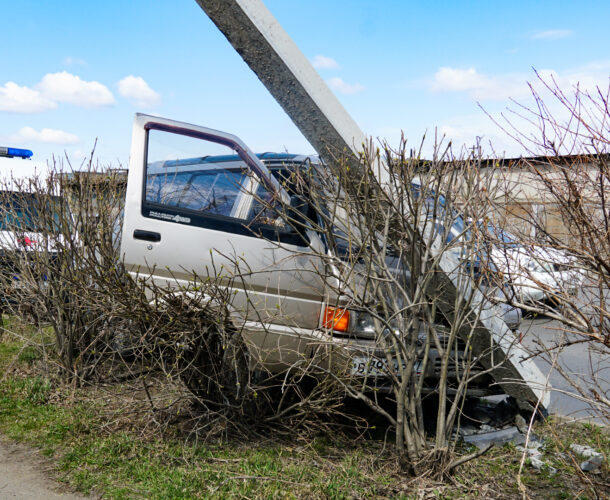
{"left": 323, "top": 306, "right": 350, "bottom": 333}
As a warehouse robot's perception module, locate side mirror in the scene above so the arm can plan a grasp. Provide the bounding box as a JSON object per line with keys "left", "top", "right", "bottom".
{"left": 289, "top": 194, "right": 305, "bottom": 208}
{"left": 274, "top": 195, "right": 308, "bottom": 246}
{"left": 289, "top": 195, "right": 309, "bottom": 225}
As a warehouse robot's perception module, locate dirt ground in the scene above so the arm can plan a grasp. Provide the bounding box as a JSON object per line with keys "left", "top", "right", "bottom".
{"left": 0, "top": 438, "right": 88, "bottom": 500}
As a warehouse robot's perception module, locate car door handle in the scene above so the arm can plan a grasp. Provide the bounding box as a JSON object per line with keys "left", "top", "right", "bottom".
{"left": 133, "top": 229, "right": 161, "bottom": 242}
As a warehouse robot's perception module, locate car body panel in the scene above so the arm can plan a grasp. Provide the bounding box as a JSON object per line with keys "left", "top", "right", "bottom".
{"left": 121, "top": 114, "right": 332, "bottom": 369}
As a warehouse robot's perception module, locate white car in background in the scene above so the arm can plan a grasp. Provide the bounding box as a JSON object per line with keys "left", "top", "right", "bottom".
{"left": 0, "top": 148, "right": 62, "bottom": 311}
{"left": 483, "top": 226, "right": 583, "bottom": 304}
{"left": 0, "top": 148, "right": 58, "bottom": 252}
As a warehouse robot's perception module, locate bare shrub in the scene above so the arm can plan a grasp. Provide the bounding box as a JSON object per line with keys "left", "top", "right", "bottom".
{"left": 0, "top": 158, "right": 357, "bottom": 441}
{"left": 490, "top": 73, "right": 610, "bottom": 423}
{"left": 247, "top": 138, "right": 524, "bottom": 472}
{"left": 0, "top": 161, "right": 126, "bottom": 380}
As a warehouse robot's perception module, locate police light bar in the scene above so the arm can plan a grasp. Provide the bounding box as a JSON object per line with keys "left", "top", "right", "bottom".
{"left": 0, "top": 147, "right": 33, "bottom": 159}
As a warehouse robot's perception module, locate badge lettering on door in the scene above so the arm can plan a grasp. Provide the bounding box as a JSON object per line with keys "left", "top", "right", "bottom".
{"left": 149, "top": 211, "right": 191, "bottom": 224}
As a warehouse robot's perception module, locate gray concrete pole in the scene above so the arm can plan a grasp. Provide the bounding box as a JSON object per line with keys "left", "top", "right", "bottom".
{"left": 194, "top": 0, "right": 367, "bottom": 162}
{"left": 194, "top": 0, "right": 549, "bottom": 410}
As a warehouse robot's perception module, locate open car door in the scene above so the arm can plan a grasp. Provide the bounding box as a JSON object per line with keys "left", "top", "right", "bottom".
{"left": 121, "top": 113, "right": 326, "bottom": 368}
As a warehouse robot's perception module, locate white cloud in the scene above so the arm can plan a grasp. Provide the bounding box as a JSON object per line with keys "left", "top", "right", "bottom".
{"left": 433, "top": 66, "right": 610, "bottom": 157}
{"left": 117, "top": 75, "right": 160, "bottom": 107}
{"left": 312, "top": 55, "right": 340, "bottom": 70}
{"left": 63, "top": 56, "right": 86, "bottom": 66}
{"left": 371, "top": 119, "right": 523, "bottom": 159}
{"left": 434, "top": 117, "right": 524, "bottom": 157}
{"left": 37, "top": 72, "right": 115, "bottom": 108}
{"left": 430, "top": 67, "right": 533, "bottom": 100}
{"left": 69, "top": 149, "right": 87, "bottom": 159}
{"left": 0, "top": 72, "right": 114, "bottom": 112}
{"left": 531, "top": 29, "right": 573, "bottom": 40}
{"left": 10, "top": 126, "right": 79, "bottom": 145}
{"left": 0, "top": 82, "right": 57, "bottom": 113}
{"left": 431, "top": 67, "right": 488, "bottom": 93}
{"left": 327, "top": 77, "right": 364, "bottom": 95}
{"left": 431, "top": 64, "right": 610, "bottom": 102}
{"left": 534, "top": 67, "right": 610, "bottom": 94}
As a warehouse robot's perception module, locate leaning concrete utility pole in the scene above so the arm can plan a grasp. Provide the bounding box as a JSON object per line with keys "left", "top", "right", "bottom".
{"left": 194, "top": 0, "right": 550, "bottom": 410}
{"left": 193, "top": 0, "right": 366, "bottom": 161}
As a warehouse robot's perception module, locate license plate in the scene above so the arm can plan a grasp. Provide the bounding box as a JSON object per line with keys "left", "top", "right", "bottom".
{"left": 351, "top": 355, "right": 421, "bottom": 377}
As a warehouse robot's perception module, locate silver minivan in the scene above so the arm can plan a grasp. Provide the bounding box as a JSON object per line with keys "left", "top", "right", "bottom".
{"left": 121, "top": 114, "right": 518, "bottom": 392}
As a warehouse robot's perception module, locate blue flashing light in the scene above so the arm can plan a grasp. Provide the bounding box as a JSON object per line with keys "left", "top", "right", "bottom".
{"left": 0, "top": 147, "right": 33, "bottom": 159}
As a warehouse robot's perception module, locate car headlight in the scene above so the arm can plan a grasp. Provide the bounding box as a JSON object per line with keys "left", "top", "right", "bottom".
{"left": 351, "top": 310, "right": 377, "bottom": 338}
{"left": 323, "top": 306, "right": 397, "bottom": 340}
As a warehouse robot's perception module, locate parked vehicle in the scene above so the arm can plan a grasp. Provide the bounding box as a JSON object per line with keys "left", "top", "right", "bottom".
{"left": 120, "top": 114, "right": 520, "bottom": 394}
{"left": 481, "top": 225, "right": 583, "bottom": 304}
{"left": 0, "top": 150, "right": 64, "bottom": 312}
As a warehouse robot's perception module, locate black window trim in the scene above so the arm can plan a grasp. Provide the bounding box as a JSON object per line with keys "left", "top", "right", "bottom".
{"left": 142, "top": 200, "right": 308, "bottom": 246}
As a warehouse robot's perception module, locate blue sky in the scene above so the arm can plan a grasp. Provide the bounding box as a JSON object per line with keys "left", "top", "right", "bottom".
{"left": 2, "top": 0, "right": 610, "bottom": 165}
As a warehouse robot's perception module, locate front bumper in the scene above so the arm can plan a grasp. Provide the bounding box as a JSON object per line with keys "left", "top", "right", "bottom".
{"left": 241, "top": 320, "right": 500, "bottom": 396}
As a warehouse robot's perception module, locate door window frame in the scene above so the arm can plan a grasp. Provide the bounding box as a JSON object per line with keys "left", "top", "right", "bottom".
{"left": 141, "top": 123, "right": 308, "bottom": 247}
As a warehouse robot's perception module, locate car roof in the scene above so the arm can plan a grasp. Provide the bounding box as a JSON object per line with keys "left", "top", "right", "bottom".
{"left": 148, "top": 152, "right": 320, "bottom": 175}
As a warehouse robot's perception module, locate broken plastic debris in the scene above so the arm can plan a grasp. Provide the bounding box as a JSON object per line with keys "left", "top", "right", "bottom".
{"left": 529, "top": 456, "right": 557, "bottom": 474}
{"left": 569, "top": 443, "right": 604, "bottom": 473}
{"left": 580, "top": 455, "right": 603, "bottom": 472}
{"left": 517, "top": 440, "right": 556, "bottom": 474}
{"left": 463, "top": 426, "right": 525, "bottom": 450}
{"left": 516, "top": 444, "right": 542, "bottom": 457}
{"left": 570, "top": 443, "right": 602, "bottom": 459}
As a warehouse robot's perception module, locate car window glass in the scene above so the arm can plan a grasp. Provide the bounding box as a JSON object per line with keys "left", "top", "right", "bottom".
{"left": 146, "top": 168, "right": 247, "bottom": 217}
{"left": 245, "top": 182, "right": 286, "bottom": 227}
{"left": 145, "top": 129, "right": 288, "bottom": 231}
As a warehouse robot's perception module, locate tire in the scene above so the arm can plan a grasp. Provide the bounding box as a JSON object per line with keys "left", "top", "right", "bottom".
{"left": 218, "top": 332, "right": 251, "bottom": 404}
{"left": 177, "top": 314, "right": 251, "bottom": 409}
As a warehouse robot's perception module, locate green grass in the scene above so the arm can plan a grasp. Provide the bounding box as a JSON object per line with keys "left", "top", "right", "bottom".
{"left": 0, "top": 374, "right": 396, "bottom": 498}
{"left": 0, "top": 318, "right": 608, "bottom": 499}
